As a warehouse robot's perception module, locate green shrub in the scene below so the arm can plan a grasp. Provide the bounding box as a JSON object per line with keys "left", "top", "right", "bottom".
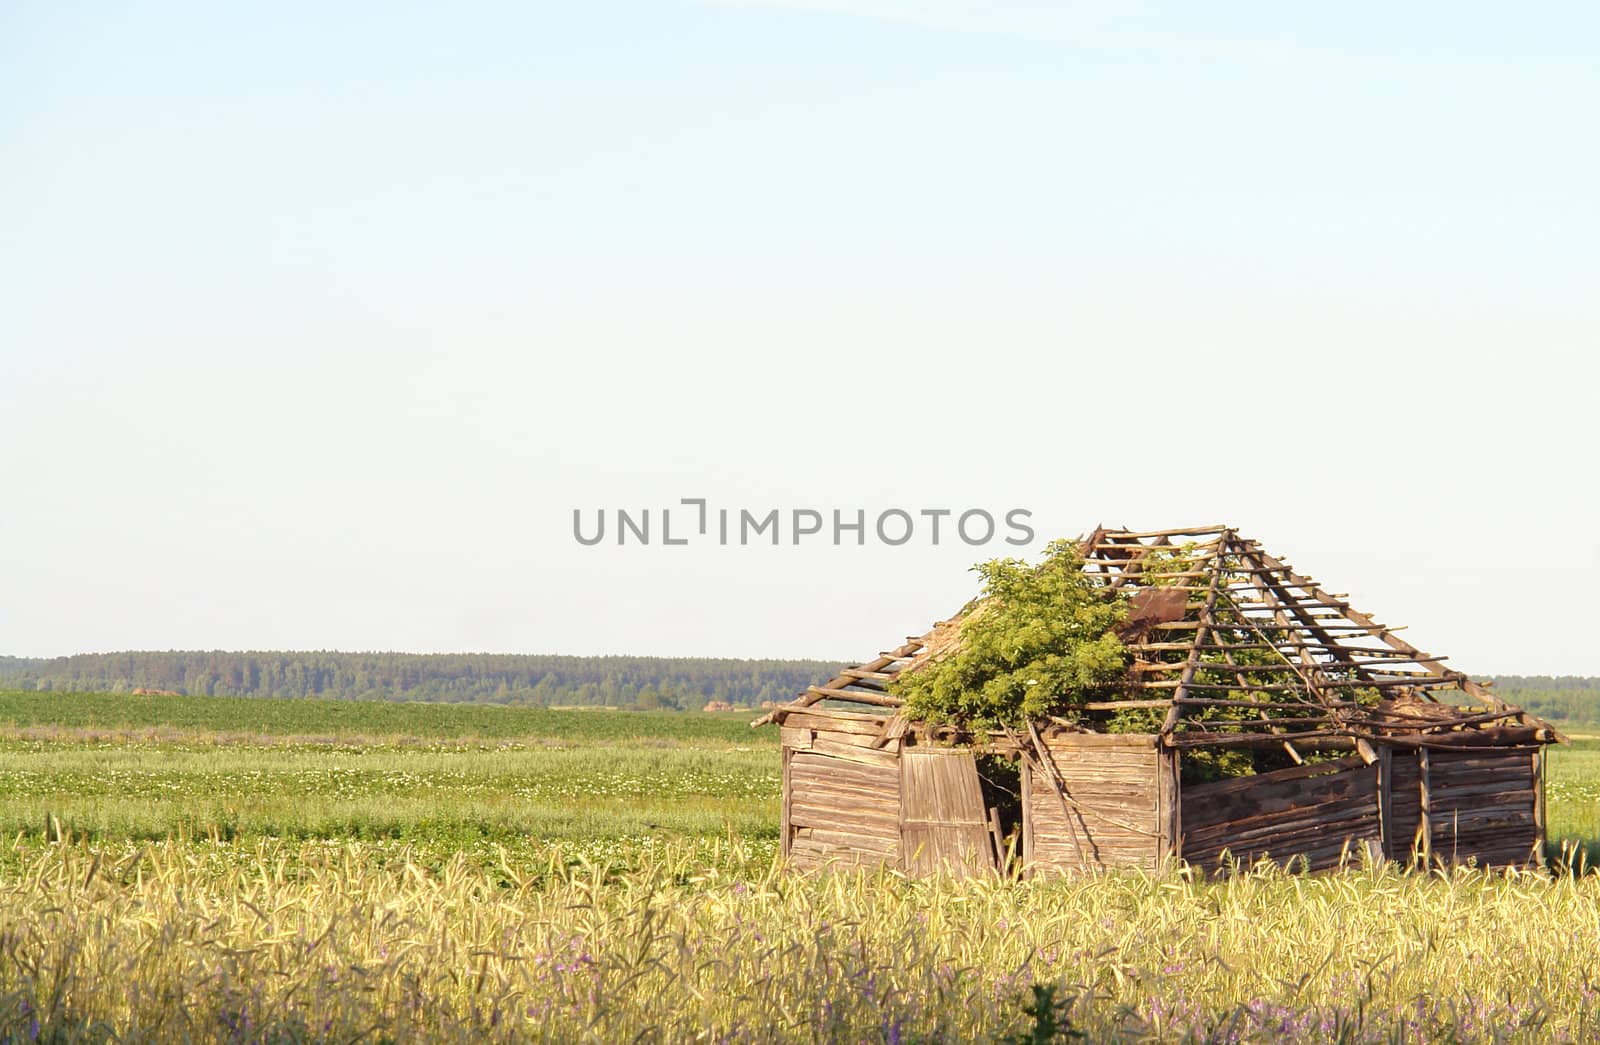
{"left": 891, "top": 540, "right": 1130, "bottom": 730}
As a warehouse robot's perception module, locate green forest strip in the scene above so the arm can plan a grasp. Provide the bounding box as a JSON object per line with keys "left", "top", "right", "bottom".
{"left": 0, "top": 652, "right": 1596, "bottom": 725}
{"left": 0, "top": 651, "right": 839, "bottom": 709}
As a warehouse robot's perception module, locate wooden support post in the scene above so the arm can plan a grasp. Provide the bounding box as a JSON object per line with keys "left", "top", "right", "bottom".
{"left": 988, "top": 806, "right": 1005, "bottom": 873}
{"left": 1157, "top": 746, "right": 1180, "bottom": 865}
{"left": 1377, "top": 745, "right": 1393, "bottom": 862}
{"left": 780, "top": 746, "right": 792, "bottom": 858}
{"left": 1418, "top": 747, "right": 1433, "bottom": 866}
{"left": 1020, "top": 759, "right": 1034, "bottom": 875}
{"left": 1533, "top": 746, "right": 1547, "bottom": 864}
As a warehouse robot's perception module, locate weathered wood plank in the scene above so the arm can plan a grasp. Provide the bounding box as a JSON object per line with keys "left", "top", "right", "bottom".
{"left": 790, "top": 754, "right": 896, "bottom": 778}
{"left": 789, "top": 781, "right": 899, "bottom": 807}
{"left": 809, "top": 726, "right": 899, "bottom": 746}
{"left": 783, "top": 713, "right": 886, "bottom": 736}
{"left": 1184, "top": 808, "right": 1381, "bottom": 851}
{"left": 806, "top": 828, "right": 898, "bottom": 854}
{"left": 1026, "top": 780, "right": 1159, "bottom": 802}
{"left": 805, "top": 739, "right": 902, "bottom": 769}
{"left": 1183, "top": 769, "right": 1376, "bottom": 830}
{"left": 1430, "top": 785, "right": 1537, "bottom": 808}
{"left": 788, "top": 789, "right": 900, "bottom": 816}
{"left": 1159, "top": 748, "right": 1180, "bottom": 863}
{"left": 787, "top": 842, "right": 896, "bottom": 870}
{"left": 1430, "top": 810, "right": 1536, "bottom": 834}
{"left": 790, "top": 758, "right": 902, "bottom": 790}
{"left": 1187, "top": 823, "right": 1381, "bottom": 859}
{"left": 1028, "top": 784, "right": 1160, "bottom": 816}
{"left": 789, "top": 803, "right": 899, "bottom": 835}
{"left": 1183, "top": 804, "right": 1381, "bottom": 845}
{"left": 1235, "top": 827, "right": 1383, "bottom": 856}
{"left": 1187, "top": 829, "right": 1383, "bottom": 870}
{"left": 1042, "top": 744, "right": 1162, "bottom": 761}
{"left": 1042, "top": 733, "right": 1162, "bottom": 751}
{"left": 1183, "top": 756, "right": 1365, "bottom": 801}
{"left": 790, "top": 750, "right": 898, "bottom": 773}
{"left": 1428, "top": 749, "right": 1532, "bottom": 766}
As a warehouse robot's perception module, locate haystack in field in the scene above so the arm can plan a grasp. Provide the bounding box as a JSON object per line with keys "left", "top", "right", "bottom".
{"left": 755, "top": 525, "right": 1562, "bottom": 877}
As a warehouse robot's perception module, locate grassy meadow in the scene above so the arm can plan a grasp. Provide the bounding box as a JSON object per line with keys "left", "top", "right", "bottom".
{"left": 0, "top": 691, "right": 778, "bottom": 873}
{"left": 2, "top": 689, "right": 1600, "bottom": 1041}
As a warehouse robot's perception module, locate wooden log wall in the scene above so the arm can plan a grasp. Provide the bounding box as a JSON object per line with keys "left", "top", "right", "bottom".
{"left": 781, "top": 719, "right": 901, "bottom": 870}
{"left": 1024, "top": 733, "right": 1167, "bottom": 874}
{"left": 1387, "top": 746, "right": 1542, "bottom": 867}
{"left": 1180, "top": 756, "right": 1382, "bottom": 871}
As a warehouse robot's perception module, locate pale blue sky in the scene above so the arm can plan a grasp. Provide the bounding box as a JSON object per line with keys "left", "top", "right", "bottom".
{"left": 2, "top": 2, "right": 1597, "bottom": 672}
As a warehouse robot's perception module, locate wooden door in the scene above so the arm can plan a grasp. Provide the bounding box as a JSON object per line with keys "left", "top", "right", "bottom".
{"left": 900, "top": 747, "right": 994, "bottom": 877}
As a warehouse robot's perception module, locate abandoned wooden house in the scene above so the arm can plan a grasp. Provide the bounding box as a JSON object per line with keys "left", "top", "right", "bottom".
{"left": 754, "top": 525, "right": 1562, "bottom": 876}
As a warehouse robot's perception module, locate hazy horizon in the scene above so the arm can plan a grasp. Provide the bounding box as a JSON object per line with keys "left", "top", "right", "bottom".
{"left": 6, "top": 649, "right": 1599, "bottom": 684}
{"left": 0, "top": 647, "right": 846, "bottom": 663}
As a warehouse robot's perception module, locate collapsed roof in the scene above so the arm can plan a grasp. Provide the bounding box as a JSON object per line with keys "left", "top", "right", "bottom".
{"left": 757, "top": 525, "right": 1562, "bottom": 751}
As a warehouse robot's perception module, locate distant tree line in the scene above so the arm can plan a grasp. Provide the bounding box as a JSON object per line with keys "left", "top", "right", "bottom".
{"left": 0, "top": 652, "right": 842, "bottom": 710}
{"left": 1486, "top": 677, "right": 1600, "bottom": 727}
{"left": 1, "top": 653, "right": 1595, "bottom": 722}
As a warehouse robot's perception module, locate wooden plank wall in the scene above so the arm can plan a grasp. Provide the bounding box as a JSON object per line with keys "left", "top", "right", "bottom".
{"left": 1393, "top": 746, "right": 1542, "bottom": 867}
{"left": 782, "top": 723, "right": 900, "bottom": 869}
{"left": 780, "top": 719, "right": 1545, "bottom": 874}
{"left": 1024, "top": 733, "right": 1165, "bottom": 874}
{"left": 1180, "top": 756, "right": 1382, "bottom": 871}
{"left": 900, "top": 748, "right": 994, "bottom": 877}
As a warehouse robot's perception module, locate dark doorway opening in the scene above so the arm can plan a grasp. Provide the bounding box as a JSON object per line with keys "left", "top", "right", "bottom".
{"left": 977, "top": 753, "right": 1023, "bottom": 873}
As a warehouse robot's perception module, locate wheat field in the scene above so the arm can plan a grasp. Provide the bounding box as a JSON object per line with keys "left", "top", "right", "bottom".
{"left": 4, "top": 839, "right": 1600, "bottom": 1042}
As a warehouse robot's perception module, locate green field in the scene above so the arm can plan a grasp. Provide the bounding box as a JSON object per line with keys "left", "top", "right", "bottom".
{"left": 0, "top": 691, "right": 779, "bottom": 874}
{"left": 0, "top": 689, "right": 771, "bottom": 743}
{"left": 2, "top": 689, "right": 1600, "bottom": 1041}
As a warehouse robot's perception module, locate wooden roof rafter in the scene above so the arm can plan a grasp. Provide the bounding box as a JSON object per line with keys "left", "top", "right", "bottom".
{"left": 756, "top": 524, "right": 1564, "bottom": 748}
{"left": 750, "top": 638, "right": 925, "bottom": 728}
{"left": 1159, "top": 529, "right": 1233, "bottom": 736}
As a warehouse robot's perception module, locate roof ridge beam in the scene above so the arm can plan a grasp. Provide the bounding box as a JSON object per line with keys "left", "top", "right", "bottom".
{"left": 1098, "top": 524, "right": 1231, "bottom": 540}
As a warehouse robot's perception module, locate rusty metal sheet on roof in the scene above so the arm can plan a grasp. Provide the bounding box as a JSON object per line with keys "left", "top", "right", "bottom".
{"left": 1126, "top": 587, "right": 1189, "bottom": 624}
